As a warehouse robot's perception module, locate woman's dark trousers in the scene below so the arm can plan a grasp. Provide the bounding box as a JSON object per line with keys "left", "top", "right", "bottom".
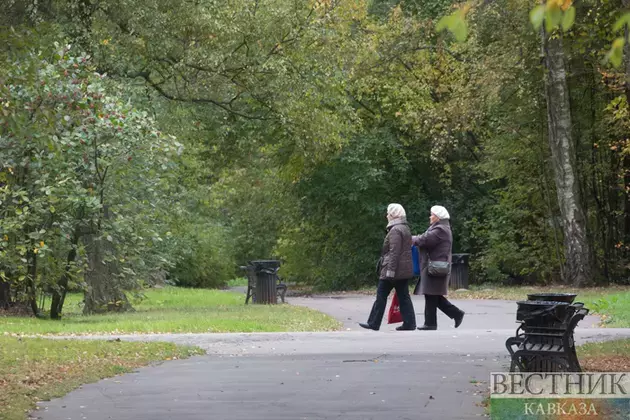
{"left": 424, "top": 294, "right": 462, "bottom": 327}
{"left": 367, "top": 278, "right": 416, "bottom": 330}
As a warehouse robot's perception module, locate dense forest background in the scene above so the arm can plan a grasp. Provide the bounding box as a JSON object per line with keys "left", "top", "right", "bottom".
{"left": 1, "top": 0, "right": 629, "bottom": 317}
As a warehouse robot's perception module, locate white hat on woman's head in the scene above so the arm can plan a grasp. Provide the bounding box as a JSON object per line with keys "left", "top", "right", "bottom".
{"left": 387, "top": 203, "right": 406, "bottom": 219}
{"left": 431, "top": 205, "right": 450, "bottom": 220}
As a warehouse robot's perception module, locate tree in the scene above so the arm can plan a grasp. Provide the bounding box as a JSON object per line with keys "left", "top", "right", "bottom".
{"left": 542, "top": 29, "right": 593, "bottom": 286}
{"left": 0, "top": 31, "right": 180, "bottom": 316}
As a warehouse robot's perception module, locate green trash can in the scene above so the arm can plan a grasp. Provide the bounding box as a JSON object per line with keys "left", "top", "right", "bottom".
{"left": 450, "top": 254, "right": 470, "bottom": 290}
{"left": 250, "top": 260, "right": 281, "bottom": 304}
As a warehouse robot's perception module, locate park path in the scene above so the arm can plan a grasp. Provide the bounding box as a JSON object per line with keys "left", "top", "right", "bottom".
{"left": 34, "top": 292, "right": 630, "bottom": 420}
{"left": 287, "top": 293, "right": 603, "bottom": 331}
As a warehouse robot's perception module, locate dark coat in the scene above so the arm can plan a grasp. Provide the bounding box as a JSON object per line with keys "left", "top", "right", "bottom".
{"left": 378, "top": 219, "right": 414, "bottom": 281}
{"left": 412, "top": 220, "right": 452, "bottom": 296}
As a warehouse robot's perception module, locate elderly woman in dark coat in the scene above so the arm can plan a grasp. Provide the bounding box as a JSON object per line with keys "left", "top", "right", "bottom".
{"left": 412, "top": 205, "right": 465, "bottom": 331}
{"left": 360, "top": 203, "right": 417, "bottom": 331}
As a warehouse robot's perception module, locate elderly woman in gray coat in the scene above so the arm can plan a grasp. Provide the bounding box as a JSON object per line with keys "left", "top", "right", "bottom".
{"left": 360, "top": 203, "right": 417, "bottom": 331}
{"left": 412, "top": 205, "right": 465, "bottom": 331}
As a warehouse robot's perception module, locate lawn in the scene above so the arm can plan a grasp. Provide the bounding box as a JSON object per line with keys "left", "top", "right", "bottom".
{"left": 0, "top": 336, "right": 204, "bottom": 420}
{"left": 578, "top": 338, "right": 630, "bottom": 372}
{"left": 226, "top": 277, "right": 248, "bottom": 287}
{"left": 0, "top": 287, "right": 341, "bottom": 335}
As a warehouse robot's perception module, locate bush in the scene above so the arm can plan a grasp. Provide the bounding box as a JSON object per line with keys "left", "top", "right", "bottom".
{"left": 169, "top": 224, "right": 235, "bottom": 289}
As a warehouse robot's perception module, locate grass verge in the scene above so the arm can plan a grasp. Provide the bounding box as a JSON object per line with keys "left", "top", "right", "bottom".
{"left": 0, "top": 336, "right": 204, "bottom": 420}
{"left": 578, "top": 338, "right": 630, "bottom": 372}
{"left": 226, "top": 277, "right": 248, "bottom": 287}
{"left": 0, "top": 287, "right": 341, "bottom": 335}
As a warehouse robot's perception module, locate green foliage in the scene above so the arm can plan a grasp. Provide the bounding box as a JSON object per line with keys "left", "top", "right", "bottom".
{"left": 437, "top": 5, "right": 470, "bottom": 42}
{"left": 168, "top": 223, "right": 235, "bottom": 289}
{"left": 0, "top": 30, "right": 181, "bottom": 314}
{"left": 275, "top": 130, "right": 436, "bottom": 289}
{"left": 2, "top": 0, "right": 630, "bottom": 298}
{"left": 368, "top": 0, "right": 454, "bottom": 19}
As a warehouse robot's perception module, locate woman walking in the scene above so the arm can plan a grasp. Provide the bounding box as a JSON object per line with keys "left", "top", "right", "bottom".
{"left": 360, "top": 204, "right": 417, "bottom": 331}
{"left": 412, "top": 205, "right": 465, "bottom": 331}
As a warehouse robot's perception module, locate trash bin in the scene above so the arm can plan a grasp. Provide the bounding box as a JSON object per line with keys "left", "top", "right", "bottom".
{"left": 250, "top": 260, "right": 281, "bottom": 304}
{"left": 450, "top": 253, "right": 470, "bottom": 289}
{"left": 516, "top": 300, "right": 571, "bottom": 327}
{"left": 509, "top": 299, "right": 586, "bottom": 372}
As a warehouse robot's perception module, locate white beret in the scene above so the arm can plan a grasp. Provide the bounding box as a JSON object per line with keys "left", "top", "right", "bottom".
{"left": 431, "top": 205, "right": 450, "bottom": 220}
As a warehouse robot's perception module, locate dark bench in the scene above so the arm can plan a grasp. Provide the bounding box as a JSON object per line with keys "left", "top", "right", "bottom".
{"left": 506, "top": 306, "right": 588, "bottom": 372}
{"left": 240, "top": 265, "right": 287, "bottom": 304}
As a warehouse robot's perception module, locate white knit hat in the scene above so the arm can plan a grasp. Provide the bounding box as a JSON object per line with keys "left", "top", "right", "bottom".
{"left": 431, "top": 205, "right": 450, "bottom": 220}
{"left": 387, "top": 203, "right": 406, "bottom": 219}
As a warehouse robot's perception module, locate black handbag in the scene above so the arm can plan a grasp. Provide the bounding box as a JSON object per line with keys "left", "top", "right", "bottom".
{"left": 428, "top": 260, "right": 450, "bottom": 277}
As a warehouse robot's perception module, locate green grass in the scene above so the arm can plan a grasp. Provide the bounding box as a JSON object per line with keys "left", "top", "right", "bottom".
{"left": 226, "top": 277, "right": 248, "bottom": 287}
{"left": 579, "top": 338, "right": 630, "bottom": 360}
{"left": 578, "top": 339, "right": 630, "bottom": 372}
{"left": 0, "top": 335, "right": 204, "bottom": 420}
{"left": 0, "top": 287, "right": 341, "bottom": 335}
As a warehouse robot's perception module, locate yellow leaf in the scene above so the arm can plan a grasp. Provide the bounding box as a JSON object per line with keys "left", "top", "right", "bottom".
{"left": 561, "top": 0, "right": 572, "bottom": 11}
{"left": 39, "top": 241, "right": 45, "bottom": 247}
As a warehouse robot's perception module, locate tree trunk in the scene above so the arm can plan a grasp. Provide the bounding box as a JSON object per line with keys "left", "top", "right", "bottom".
{"left": 50, "top": 233, "right": 79, "bottom": 319}
{"left": 623, "top": 0, "right": 630, "bottom": 253}
{"left": 0, "top": 280, "right": 11, "bottom": 310}
{"left": 26, "top": 249, "right": 39, "bottom": 316}
{"left": 542, "top": 32, "right": 593, "bottom": 287}
{"left": 82, "top": 233, "right": 133, "bottom": 314}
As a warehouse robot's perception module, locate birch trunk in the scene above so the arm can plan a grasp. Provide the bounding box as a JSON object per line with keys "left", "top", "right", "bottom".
{"left": 622, "top": 0, "right": 630, "bottom": 249}
{"left": 543, "top": 33, "right": 593, "bottom": 286}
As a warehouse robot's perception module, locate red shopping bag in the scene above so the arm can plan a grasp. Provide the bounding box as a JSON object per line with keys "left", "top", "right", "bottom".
{"left": 387, "top": 292, "right": 403, "bottom": 324}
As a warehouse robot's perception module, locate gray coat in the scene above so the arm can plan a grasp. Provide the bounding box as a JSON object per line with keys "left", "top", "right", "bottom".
{"left": 412, "top": 220, "right": 452, "bottom": 296}
{"left": 378, "top": 219, "right": 414, "bottom": 281}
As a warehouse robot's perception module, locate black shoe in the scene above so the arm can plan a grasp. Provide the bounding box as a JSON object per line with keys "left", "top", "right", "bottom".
{"left": 454, "top": 311, "right": 465, "bottom": 328}
{"left": 417, "top": 325, "right": 437, "bottom": 331}
{"left": 396, "top": 325, "right": 416, "bottom": 331}
{"left": 359, "top": 323, "right": 378, "bottom": 331}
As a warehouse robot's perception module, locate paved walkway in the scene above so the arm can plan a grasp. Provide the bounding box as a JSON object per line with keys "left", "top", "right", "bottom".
{"left": 34, "top": 292, "right": 630, "bottom": 420}
{"left": 288, "top": 293, "right": 603, "bottom": 331}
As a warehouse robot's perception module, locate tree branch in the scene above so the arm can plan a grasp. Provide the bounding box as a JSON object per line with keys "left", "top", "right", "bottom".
{"left": 141, "top": 73, "right": 273, "bottom": 120}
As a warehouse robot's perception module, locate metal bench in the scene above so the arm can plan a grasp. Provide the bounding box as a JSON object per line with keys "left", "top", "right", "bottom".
{"left": 240, "top": 265, "right": 287, "bottom": 304}
{"left": 506, "top": 306, "right": 588, "bottom": 372}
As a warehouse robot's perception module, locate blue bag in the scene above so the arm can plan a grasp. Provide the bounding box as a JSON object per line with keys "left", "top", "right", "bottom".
{"left": 411, "top": 245, "right": 420, "bottom": 276}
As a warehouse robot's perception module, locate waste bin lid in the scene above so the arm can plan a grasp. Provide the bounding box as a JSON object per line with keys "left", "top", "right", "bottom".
{"left": 250, "top": 260, "right": 282, "bottom": 270}
{"left": 451, "top": 254, "right": 470, "bottom": 264}
{"left": 516, "top": 300, "right": 570, "bottom": 321}
{"left": 527, "top": 293, "right": 577, "bottom": 304}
